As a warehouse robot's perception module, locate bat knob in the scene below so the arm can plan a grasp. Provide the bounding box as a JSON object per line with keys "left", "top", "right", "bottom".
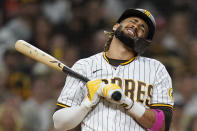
{"left": 111, "top": 91, "right": 122, "bottom": 101}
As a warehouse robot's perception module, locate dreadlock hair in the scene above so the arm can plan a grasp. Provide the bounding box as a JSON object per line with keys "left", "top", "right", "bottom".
{"left": 103, "top": 30, "right": 114, "bottom": 52}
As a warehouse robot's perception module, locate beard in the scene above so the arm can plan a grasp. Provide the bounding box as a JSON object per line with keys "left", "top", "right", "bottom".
{"left": 114, "top": 25, "right": 150, "bottom": 55}
{"left": 114, "top": 25, "right": 136, "bottom": 50}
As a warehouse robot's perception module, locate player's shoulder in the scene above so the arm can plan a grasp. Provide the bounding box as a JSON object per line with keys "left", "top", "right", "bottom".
{"left": 86, "top": 52, "right": 103, "bottom": 60}
{"left": 74, "top": 52, "right": 102, "bottom": 65}
{"left": 138, "top": 56, "right": 166, "bottom": 67}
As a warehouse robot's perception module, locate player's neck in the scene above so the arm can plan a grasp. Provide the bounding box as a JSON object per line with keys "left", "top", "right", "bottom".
{"left": 106, "top": 37, "right": 134, "bottom": 60}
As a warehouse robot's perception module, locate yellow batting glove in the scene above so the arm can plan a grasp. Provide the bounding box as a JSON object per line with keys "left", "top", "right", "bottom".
{"left": 102, "top": 84, "right": 122, "bottom": 98}
{"left": 86, "top": 79, "right": 102, "bottom": 101}
{"left": 101, "top": 84, "right": 123, "bottom": 103}
{"left": 82, "top": 79, "right": 103, "bottom": 109}
{"left": 101, "top": 84, "right": 133, "bottom": 109}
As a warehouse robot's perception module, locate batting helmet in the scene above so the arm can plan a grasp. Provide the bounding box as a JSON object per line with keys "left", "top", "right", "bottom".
{"left": 117, "top": 8, "right": 156, "bottom": 41}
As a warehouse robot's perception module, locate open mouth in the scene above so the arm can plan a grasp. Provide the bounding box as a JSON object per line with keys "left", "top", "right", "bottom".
{"left": 126, "top": 28, "right": 136, "bottom": 38}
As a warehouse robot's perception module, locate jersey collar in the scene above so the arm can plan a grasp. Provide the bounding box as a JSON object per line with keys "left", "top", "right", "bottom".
{"left": 103, "top": 52, "right": 136, "bottom": 66}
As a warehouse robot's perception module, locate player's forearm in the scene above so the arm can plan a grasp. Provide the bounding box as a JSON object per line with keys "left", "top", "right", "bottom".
{"left": 132, "top": 109, "right": 165, "bottom": 130}
{"left": 53, "top": 105, "right": 91, "bottom": 131}
{"left": 127, "top": 102, "right": 165, "bottom": 130}
{"left": 130, "top": 108, "right": 155, "bottom": 128}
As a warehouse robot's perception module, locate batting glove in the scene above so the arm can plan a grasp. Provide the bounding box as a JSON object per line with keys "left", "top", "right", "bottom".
{"left": 101, "top": 84, "right": 123, "bottom": 101}
{"left": 81, "top": 79, "right": 103, "bottom": 109}
{"left": 101, "top": 84, "right": 133, "bottom": 109}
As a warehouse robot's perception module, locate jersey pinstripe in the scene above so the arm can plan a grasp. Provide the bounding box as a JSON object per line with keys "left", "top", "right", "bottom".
{"left": 57, "top": 52, "right": 174, "bottom": 131}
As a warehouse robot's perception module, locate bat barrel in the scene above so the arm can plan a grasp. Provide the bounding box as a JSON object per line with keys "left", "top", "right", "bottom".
{"left": 15, "top": 40, "right": 121, "bottom": 101}
{"left": 15, "top": 40, "right": 63, "bottom": 72}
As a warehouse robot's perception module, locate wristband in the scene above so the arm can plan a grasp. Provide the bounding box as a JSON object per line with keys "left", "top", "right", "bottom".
{"left": 127, "top": 102, "right": 146, "bottom": 118}
{"left": 148, "top": 109, "right": 164, "bottom": 131}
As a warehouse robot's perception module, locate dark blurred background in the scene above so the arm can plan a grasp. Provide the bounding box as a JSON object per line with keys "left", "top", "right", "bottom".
{"left": 0, "top": 0, "right": 197, "bottom": 131}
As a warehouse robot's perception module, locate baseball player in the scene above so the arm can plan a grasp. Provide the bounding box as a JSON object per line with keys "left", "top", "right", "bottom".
{"left": 53, "top": 8, "right": 174, "bottom": 131}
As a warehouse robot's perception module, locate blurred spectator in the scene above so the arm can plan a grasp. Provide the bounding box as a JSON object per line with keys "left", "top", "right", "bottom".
{"left": 91, "top": 30, "right": 107, "bottom": 53}
{"left": 3, "top": 49, "right": 19, "bottom": 73}
{"left": 170, "top": 102, "right": 185, "bottom": 131}
{"left": 33, "top": 16, "right": 52, "bottom": 52}
{"left": 174, "top": 74, "right": 197, "bottom": 116}
{"left": 0, "top": 68, "right": 9, "bottom": 104}
{"left": 21, "top": 75, "right": 54, "bottom": 131}
{"left": 146, "top": 18, "right": 187, "bottom": 79}
{"left": 0, "top": 0, "right": 40, "bottom": 63}
{"left": 56, "top": 1, "right": 87, "bottom": 45}
{"left": 187, "top": 115, "right": 197, "bottom": 131}
{"left": 8, "top": 71, "right": 32, "bottom": 100}
{"left": 4, "top": 0, "right": 21, "bottom": 20}
{"left": 103, "top": 0, "right": 125, "bottom": 21}
{"left": 42, "top": 0, "right": 71, "bottom": 25}
{"left": 0, "top": 95, "right": 22, "bottom": 131}
{"left": 1, "top": 0, "right": 40, "bottom": 41}
{"left": 187, "top": 40, "right": 197, "bottom": 80}
{"left": 0, "top": 10, "right": 4, "bottom": 28}
{"left": 50, "top": 33, "right": 69, "bottom": 61}
{"left": 3, "top": 49, "right": 32, "bottom": 100}
{"left": 48, "top": 71, "right": 66, "bottom": 101}
{"left": 63, "top": 46, "right": 79, "bottom": 67}
{"left": 162, "top": 5, "right": 192, "bottom": 59}
{"left": 83, "top": 0, "right": 109, "bottom": 35}
{"left": 189, "top": 0, "right": 197, "bottom": 35}
{"left": 32, "top": 63, "right": 50, "bottom": 76}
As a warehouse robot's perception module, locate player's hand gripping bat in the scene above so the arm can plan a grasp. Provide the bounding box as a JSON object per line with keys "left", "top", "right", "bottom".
{"left": 15, "top": 40, "right": 122, "bottom": 101}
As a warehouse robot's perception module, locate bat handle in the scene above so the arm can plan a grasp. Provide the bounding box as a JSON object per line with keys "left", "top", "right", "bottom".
{"left": 63, "top": 66, "right": 90, "bottom": 82}
{"left": 111, "top": 91, "right": 122, "bottom": 101}
{"left": 62, "top": 66, "right": 122, "bottom": 101}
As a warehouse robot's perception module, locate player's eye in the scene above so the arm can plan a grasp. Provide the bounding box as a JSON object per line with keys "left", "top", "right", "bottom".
{"left": 130, "top": 19, "right": 137, "bottom": 24}
{"left": 140, "top": 27, "right": 145, "bottom": 33}
{"left": 139, "top": 24, "right": 145, "bottom": 33}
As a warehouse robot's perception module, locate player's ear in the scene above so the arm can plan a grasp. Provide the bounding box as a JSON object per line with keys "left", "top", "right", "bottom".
{"left": 113, "top": 24, "right": 120, "bottom": 31}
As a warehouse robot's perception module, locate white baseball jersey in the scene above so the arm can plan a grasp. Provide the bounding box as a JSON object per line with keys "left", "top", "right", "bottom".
{"left": 57, "top": 52, "right": 174, "bottom": 131}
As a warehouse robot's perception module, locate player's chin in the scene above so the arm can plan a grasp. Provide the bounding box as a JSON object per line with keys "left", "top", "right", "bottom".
{"left": 126, "top": 34, "right": 136, "bottom": 41}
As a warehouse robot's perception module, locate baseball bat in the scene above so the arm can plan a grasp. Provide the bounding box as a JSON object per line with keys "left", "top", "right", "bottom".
{"left": 15, "top": 40, "right": 121, "bottom": 101}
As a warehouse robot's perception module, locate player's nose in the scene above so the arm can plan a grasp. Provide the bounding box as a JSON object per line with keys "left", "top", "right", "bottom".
{"left": 128, "top": 25, "right": 138, "bottom": 37}
{"left": 131, "top": 24, "right": 138, "bottom": 32}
